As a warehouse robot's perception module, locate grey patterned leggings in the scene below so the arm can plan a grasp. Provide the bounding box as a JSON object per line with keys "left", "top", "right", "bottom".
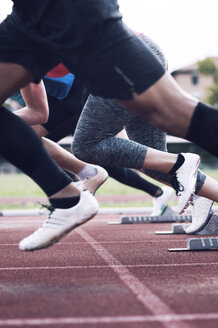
{"left": 72, "top": 35, "right": 206, "bottom": 193}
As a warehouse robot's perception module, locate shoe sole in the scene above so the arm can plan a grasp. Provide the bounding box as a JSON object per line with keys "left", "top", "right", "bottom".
{"left": 25, "top": 210, "right": 98, "bottom": 252}
{"left": 177, "top": 156, "right": 200, "bottom": 215}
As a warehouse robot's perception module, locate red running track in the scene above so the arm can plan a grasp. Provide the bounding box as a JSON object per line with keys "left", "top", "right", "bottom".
{"left": 0, "top": 214, "right": 218, "bottom": 328}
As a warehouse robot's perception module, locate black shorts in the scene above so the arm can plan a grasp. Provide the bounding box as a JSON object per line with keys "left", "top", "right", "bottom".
{"left": 44, "top": 112, "right": 79, "bottom": 143}
{"left": 0, "top": 14, "right": 59, "bottom": 83}
{"left": 43, "top": 77, "right": 90, "bottom": 141}
{"left": 84, "top": 21, "right": 166, "bottom": 99}
{"left": 0, "top": 6, "right": 165, "bottom": 99}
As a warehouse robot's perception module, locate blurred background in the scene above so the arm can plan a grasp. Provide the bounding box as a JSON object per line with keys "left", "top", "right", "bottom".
{"left": 1, "top": 0, "right": 218, "bottom": 209}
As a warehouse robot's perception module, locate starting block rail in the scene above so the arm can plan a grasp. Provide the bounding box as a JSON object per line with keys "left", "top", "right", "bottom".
{"left": 108, "top": 206, "right": 192, "bottom": 225}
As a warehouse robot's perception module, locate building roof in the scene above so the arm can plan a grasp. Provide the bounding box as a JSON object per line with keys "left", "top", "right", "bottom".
{"left": 172, "top": 57, "right": 218, "bottom": 75}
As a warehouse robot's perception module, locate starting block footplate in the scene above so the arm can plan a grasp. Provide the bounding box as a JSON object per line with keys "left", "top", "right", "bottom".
{"left": 168, "top": 237, "right": 218, "bottom": 252}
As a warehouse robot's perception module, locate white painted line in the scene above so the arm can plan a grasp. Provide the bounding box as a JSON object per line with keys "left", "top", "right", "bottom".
{"left": 76, "top": 228, "right": 190, "bottom": 328}
{"left": 0, "top": 262, "right": 217, "bottom": 271}
{"left": 0, "top": 313, "right": 217, "bottom": 326}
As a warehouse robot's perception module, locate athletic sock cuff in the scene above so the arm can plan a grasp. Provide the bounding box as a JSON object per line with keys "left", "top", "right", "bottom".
{"left": 168, "top": 153, "right": 185, "bottom": 175}
{"left": 186, "top": 102, "right": 218, "bottom": 156}
{"left": 49, "top": 196, "right": 80, "bottom": 209}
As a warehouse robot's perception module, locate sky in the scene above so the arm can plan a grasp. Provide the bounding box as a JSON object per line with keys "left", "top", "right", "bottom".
{"left": 1, "top": 0, "right": 218, "bottom": 72}
{"left": 119, "top": 0, "right": 218, "bottom": 71}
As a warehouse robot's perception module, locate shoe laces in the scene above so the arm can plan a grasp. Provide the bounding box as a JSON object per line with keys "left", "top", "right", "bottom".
{"left": 38, "top": 203, "right": 58, "bottom": 227}
{"left": 170, "top": 173, "right": 184, "bottom": 196}
{"left": 39, "top": 203, "right": 55, "bottom": 217}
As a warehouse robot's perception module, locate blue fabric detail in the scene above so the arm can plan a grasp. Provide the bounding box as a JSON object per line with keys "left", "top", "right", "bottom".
{"left": 10, "top": 73, "right": 75, "bottom": 105}
{"left": 10, "top": 91, "right": 26, "bottom": 107}
{"left": 43, "top": 73, "right": 75, "bottom": 99}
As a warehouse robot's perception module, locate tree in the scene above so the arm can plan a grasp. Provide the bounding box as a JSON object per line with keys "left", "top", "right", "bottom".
{"left": 198, "top": 57, "right": 218, "bottom": 107}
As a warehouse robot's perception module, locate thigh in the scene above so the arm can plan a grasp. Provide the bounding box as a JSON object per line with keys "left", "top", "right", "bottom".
{"left": 0, "top": 63, "right": 33, "bottom": 105}
{"left": 73, "top": 95, "right": 133, "bottom": 145}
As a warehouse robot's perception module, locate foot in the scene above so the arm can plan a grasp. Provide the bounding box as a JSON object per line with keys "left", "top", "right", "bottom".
{"left": 19, "top": 190, "right": 99, "bottom": 251}
{"left": 171, "top": 153, "right": 200, "bottom": 214}
{"left": 151, "top": 186, "right": 173, "bottom": 216}
{"left": 81, "top": 165, "right": 108, "bottom": 194}
{"left": 184, "top": 195, "right": 213, "bottom": 234}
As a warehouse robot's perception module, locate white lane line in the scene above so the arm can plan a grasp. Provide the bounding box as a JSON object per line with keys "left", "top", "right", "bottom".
{"left": 76, "top": 228, "right": 190, "bottom": 328}
{"left": 0, "top": 312, "right": 217, "bottom": 326}
{"left": 0, "top": 262, "right": 217, "bottom": 271}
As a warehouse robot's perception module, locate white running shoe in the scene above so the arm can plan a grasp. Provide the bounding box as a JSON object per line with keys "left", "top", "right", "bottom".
{"left": 151, "top": 186, "right": 174, "bottom": 216}
{"left": 82, "top": 165, "right": 108, "bottom": 194}
{"left": 172, "top": 153, "right": 200, "bottom": 214}
{"left": 19, "top": 190, "right": 99, "bottom": 251}
{"left": 184, "top": 195, "right": 213, "bottom": 234}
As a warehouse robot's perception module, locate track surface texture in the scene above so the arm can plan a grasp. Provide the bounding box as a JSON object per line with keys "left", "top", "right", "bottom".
{"left": 0, "top": 212, "right": 218, "bottom": 328}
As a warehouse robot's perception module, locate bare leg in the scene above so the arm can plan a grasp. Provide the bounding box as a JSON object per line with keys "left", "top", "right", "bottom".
{"left": 0, "top": 63, "right": 34, "bottom": 105}
{"left": 119, "top": 72, "right": 198, "bottom": 138}
{"left": 50, "top": 182, "right": 80, "bottom": 198}
{"left": 32, "top": 125, "right": 88, "bottom": 174}
{"left": 197, "top": 175, "right": 218, "bottom": 203}
{"left": 0, "top": 63, "right": 80, "bottom": 198}
{"left": 143, "top": 147, "right": 177, "bottom": 172}
{"left": 31, "top": 124, "right": 108, "bottom": 194}
{"left": 42, "top": 137, "right": 86, "bottom": 174}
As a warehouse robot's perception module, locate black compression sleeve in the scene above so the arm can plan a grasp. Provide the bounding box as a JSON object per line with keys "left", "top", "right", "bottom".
{"left": 103, "top": 165, "right": 160, "bottom": 196}
{"left": 0, "top": 106, "right": 72, "bottom": 196}
{"left": 186, "top": 102, "right": 218, "bottom": 157}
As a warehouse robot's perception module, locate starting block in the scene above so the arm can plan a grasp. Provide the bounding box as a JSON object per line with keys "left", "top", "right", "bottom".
{"left": 156, "top": 212, "right": 218, "bottom": 236}
{"left": 155, "top": 223, "right": 190, "bottom": 235}
{"left": 168, "top": 237, "right": 218, "bottom": 252}
{"left": 108, "top": 206, "right": 192, "bottom": 225}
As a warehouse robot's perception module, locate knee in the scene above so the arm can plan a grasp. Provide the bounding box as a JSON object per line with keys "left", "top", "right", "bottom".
{"left": 72, "top": 141, "right": 83, "bottom": 160}
{"left": 72, "top": 141, "right": 92, "bottom": 163}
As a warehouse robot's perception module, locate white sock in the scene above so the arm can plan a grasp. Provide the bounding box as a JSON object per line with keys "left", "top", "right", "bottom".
{"left": 77, "top": 164, "right": 97, "bottom": 180}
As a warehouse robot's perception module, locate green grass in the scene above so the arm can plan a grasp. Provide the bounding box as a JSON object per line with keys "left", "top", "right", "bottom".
{"left": 0, "top": 168, "right": 218, "bottom": 209}
{"left": 0, "top": 174, "right": 45, "bottom": 197}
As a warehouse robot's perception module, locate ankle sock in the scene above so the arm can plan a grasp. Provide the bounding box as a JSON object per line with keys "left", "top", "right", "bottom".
{"left": 77, "top": 165, "right": 97, "bottom": 180}
{"left": 186, "top": 102, "right": 218, "bottom": 157}
{"left": 49, "top": 196, "right": 80, "bottom": 209}
{"left": 168, "top": 154, "right": 185, "bottom": 176}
